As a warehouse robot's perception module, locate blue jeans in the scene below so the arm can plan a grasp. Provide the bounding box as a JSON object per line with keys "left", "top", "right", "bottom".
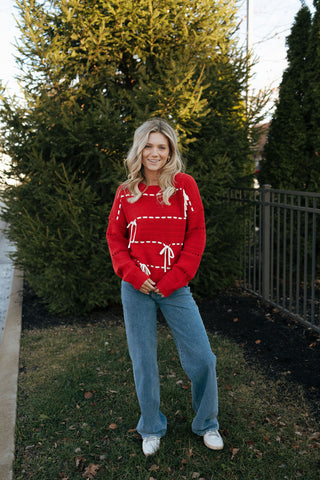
{"left": 121, "top": 281, "right": 219, "bottom": 438}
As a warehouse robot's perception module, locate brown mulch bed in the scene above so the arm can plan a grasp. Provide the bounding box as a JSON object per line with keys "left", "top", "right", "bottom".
{"left": 22, "top": 285, "right": 320, "bottom": 416}
{"left": 198, "top": 290, "right": 320, "bottom": 416}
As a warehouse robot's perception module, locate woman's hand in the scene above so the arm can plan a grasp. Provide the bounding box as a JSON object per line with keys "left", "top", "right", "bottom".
{"left": 154, "top": 287, "right": 164, "bottom": 298}
{"left": 139, "top": 279, "right": 164, "bottom": 297}
{"left": 139, "top": 278, "right": 156, "bottom": 295}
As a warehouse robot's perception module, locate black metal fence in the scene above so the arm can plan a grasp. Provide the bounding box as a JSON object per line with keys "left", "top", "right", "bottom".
{"left": 228, "top": 185, "right": 320, "bottom": 333}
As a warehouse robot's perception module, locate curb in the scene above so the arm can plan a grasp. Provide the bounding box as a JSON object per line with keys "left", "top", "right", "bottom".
{"left": 0, "top": 268, "right": 23, "bottom": 480}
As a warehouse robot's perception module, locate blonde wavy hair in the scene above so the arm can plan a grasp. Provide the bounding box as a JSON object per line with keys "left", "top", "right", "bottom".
{"left": 122, "top": 118, "right": 184, "bottom": 205}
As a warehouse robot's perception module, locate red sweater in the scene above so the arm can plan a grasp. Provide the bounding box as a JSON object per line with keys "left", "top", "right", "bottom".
{"left": 106, "top": 172, "right": 206, "bottom": 297}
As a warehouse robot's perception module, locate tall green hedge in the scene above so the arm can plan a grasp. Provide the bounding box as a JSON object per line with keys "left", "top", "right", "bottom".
{"left": 0, "top": 0, "right": 257, "bottom": 314}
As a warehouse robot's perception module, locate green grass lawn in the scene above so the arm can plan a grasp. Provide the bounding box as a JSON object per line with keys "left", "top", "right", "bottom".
{"left": 14, "top": 317, "right": 320, "bottom": 479}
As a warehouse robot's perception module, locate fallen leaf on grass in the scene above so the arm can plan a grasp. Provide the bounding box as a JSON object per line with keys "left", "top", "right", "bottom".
{"left": 308, "top": 432, "right": 320, "bottom": 442}
{"left": 254, "top": 448, "right": 263, "bottom": 457}
{"left": 233, "top": 317, "right": 239, "bottom": 322}
{"left": 231, "top": 447, "right": 239, "bottom": 460}
{"left": 246, "top": 440, "right": 255, "bottom": 446}
{"left": 149, "top": 464, "right": 160, "bottom": 472}
{"left": 39, "top": 414, "right": 49, "bottom": 420}
{"left": 82, "top": 463, "right": 100, "bottom": 478}
{"left": 109, "top": 423, "right": 118, "bottom": 430}
{"left": 186, "top": 448, "right": 193, "bottom": 457}
{"left": 58, "top": 473, "right": 69, "bottom": 480}
{"left": 75, "top": 456, "right": 86, "bottom": 469}
{"left": 84, "top": 391, "right": 93, "bottom": 399}
{"left": 308, "top": 432, "right": 320, "bottom": 448}
{"left": 255, "top": 339, "right": 261, "bottom": 344}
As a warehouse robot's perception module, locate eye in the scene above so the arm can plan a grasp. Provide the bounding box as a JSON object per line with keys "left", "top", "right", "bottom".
{"left": 144, "top": 144, "right": 151, "bottom": 149}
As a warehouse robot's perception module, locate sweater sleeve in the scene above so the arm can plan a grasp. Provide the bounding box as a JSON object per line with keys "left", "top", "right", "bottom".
{"left": 106, "top": 186, "right": 149, "bottom": 290}
{"left": 156, "top": 175, "right": 206, "bottom": 297}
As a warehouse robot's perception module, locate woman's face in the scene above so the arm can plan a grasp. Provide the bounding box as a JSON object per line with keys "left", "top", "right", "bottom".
{"left": 141, "top": 132, "right": 170, "bottom": 177}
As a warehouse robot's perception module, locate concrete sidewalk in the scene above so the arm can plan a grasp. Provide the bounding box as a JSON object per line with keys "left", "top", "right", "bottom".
{"left": 0, "top": 268, "right": 23, "bottom": 480}
{"left": 0, "top": 215, "right": 16, "bottom": 350}
{"left": 0, "top": 211, "right": 23, "bottom": 479}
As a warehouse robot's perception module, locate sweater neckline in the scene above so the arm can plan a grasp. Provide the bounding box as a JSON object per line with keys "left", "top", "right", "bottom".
{"left": 139, "top": 182, "right": 161, "bottom": 192}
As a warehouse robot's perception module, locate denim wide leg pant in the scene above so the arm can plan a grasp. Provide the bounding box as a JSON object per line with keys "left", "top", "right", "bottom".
{"left": 121, "top": 281, "right": 219, "bottom": 439}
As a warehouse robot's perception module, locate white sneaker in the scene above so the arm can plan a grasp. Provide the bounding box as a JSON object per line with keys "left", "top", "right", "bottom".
{"left": 203, "top": 430, "right": 224, "bottom": 450}
{"left": 142, "top": 436, "right": 161, "bottom": 456}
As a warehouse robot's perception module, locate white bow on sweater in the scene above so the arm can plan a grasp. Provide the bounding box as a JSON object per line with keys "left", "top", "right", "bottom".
{"left": 160, "top": 244, "right": 174, "bottom": 272}
{"left": 127, "top": 219, "right": 137, "bottom": 248}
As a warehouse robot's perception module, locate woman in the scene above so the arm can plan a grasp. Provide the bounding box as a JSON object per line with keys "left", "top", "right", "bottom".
{"left": 106, "top": 118, "right": 223, "bottom": 456}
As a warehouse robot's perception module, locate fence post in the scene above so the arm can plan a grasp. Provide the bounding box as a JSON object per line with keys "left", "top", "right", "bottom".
{"left": 261, "top": 185, "right": 271, "bottom": 300}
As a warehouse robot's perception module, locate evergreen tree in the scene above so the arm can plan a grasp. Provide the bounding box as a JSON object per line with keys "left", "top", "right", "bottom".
{"left": 188, "top": 51, "right": 253, "bottom": 293}
{"left": 0, "top": 0, "right": 254, "bottom": 314}
{"left": 259, "top": 5, "right": 312, "bottom": 190}
{"left": 304, "top": 0, "right": 320, "bottom": 190}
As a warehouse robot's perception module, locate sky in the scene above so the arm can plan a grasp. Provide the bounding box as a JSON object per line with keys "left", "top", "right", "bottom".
{"left": 237, "top": 0, "right": 315, "bottom": 115}
{"left": 0, "top": 0, "right": 316, "bottom": 115}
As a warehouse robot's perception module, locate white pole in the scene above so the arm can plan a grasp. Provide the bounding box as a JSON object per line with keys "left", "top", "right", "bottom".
{"left": 247, "top": 0, "right": 252, "bottom": 57}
